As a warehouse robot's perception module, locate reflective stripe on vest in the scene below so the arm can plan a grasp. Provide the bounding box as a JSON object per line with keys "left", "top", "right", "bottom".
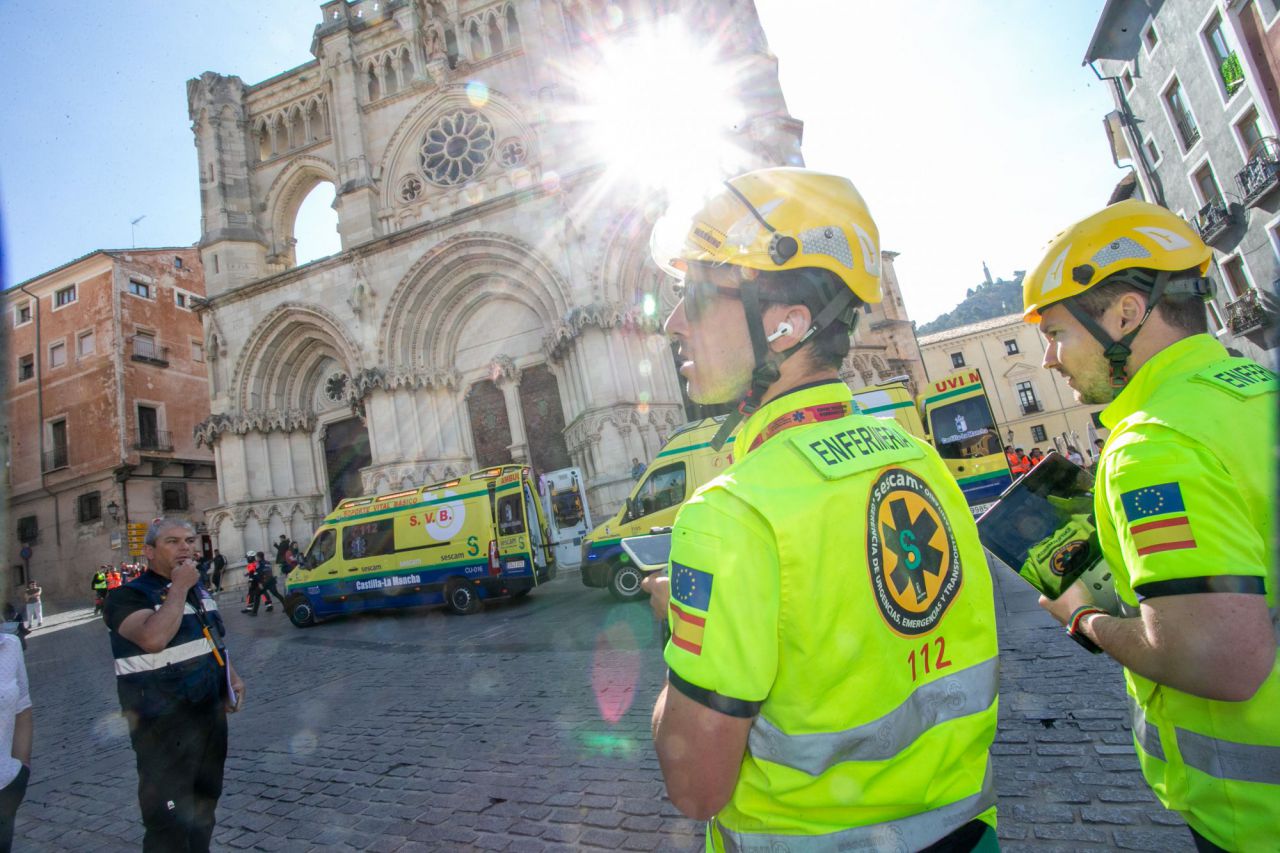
{"left": 1131, "top": 696, "right": 1280, "bottom": 784}
{"left": 715, "top": 761, "right": 995, "bottom": 853}
{"left": 1128, "top": 695, "right": 1165, "bottom": 762}
{"left": 113, "top": 637, "right": 215, "bottom": 676}
{"left": 748, "top": 658, "right": 998, "bottom": 775}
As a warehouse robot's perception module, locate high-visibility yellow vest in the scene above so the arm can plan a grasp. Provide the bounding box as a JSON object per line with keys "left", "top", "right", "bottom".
{"left": 1096, "top": 334, "right": 1279, "bottom": 851}
{"left": 664, "top": 381, "right": 1000, "bottom": 850}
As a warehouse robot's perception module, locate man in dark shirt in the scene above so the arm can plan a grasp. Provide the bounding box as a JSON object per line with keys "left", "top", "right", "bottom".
{"left": 104, "top": 519, "right": 245, "bottom": 852}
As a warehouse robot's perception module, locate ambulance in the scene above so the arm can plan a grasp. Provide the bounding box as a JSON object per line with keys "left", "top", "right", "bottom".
{"left": 851, "top": 368, "right": 1012, "bottom": 514}
{"left": 283, "top": 465, "right": 555, "bottom": 627}
{"left": 579, "top": 417, "right": 736, "bottom": 601}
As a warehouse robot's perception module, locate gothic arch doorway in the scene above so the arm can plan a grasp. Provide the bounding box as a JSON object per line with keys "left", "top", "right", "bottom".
{"left": 466, "top": 380, "right": 512, "bottom": 467}
{"left": 519, "top": 364, "right": 570, "bottom": 473}
{"left": 323, "top": 417, "right": 372, "bottom": 506}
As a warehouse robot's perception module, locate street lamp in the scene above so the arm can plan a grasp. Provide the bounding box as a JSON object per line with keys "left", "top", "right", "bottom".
{"left": 107, "top": 500, "right": 120, "bottom": 522}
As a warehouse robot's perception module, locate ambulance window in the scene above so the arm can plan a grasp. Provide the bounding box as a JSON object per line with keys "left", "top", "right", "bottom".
{"left": 929, "top": 398, "right": 997, "bottom": 460}
{"left": 634, "top": 463, "right": 686, "bottom": 517}
{"left": 305, "top": 529, "right": 336, "bottom": 568}
{"left": 523, "top": 483, "right": 545, "bottom": 546}
{"left": 497, "top": 493, "right": 525, "bottom": 536}
{"left": 343, "top": 518, "right": 396, "bottom": 560}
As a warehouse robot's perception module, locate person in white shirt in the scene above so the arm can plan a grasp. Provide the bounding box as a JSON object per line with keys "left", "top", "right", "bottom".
{"left": 0, "top": 633, "right": 32, "bottom": 852}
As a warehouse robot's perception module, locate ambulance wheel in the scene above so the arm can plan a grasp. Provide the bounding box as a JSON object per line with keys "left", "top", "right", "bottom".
{"left": 446, "top": 579, "right": 481, "bottom": 615}
{"left": 609, "top": 563, "right": 645, "bottom": 602}
{"left": 286, "top": 595, "right": 316, "bottom": 628}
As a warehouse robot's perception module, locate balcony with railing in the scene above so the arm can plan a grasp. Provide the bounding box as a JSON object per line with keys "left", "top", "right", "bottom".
{"left": 1019, "top": 401, "right": 1043, "bottom": 416}
{"left": 1225, "top": 288, "right": 1272, "bottom": 336}
{"left": 42, "top": 446, "right": 69, "bottom": 473}
{"left": 134, "top": 429, "right": 174, "bottom": 452}
{"left": 1236, "top": 137, "right": 1280, "bottom": 208}
{"left": 1194, "top": 199, "right": 1237, "bottom": 245}
{"left": 130, "top": 335, "right": 169, "bottom": 366}
{"left": 1173, "top": 112, "right": 1201, "bottom": 151}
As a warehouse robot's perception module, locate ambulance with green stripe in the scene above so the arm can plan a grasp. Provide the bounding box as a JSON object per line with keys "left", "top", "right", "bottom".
{"left": 284, "top": 465, "right": 554, "bottom": 627}
{"left": 853, "top": 367, "right": 1011, "bottom": 513}
{"left": 580, "top": 416, "right": 736, "bottom": 601}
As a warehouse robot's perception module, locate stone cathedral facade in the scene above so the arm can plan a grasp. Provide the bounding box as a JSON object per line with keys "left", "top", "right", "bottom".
{"left": 188, "top": 0, "right": 923, "bottom": 559}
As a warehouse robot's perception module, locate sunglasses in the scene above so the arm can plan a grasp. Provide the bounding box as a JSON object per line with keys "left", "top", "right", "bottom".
{"left": 672, "top": 279, "right": 744, "bottom": 322}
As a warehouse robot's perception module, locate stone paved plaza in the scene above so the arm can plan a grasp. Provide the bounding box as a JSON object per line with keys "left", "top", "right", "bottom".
{"left": 16, "top": 560, "right": 1192, "bottom": 851}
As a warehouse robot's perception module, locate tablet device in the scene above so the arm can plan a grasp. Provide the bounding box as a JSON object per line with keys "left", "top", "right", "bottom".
{"left": 619, "top": 529, "right": 672, "bottom": 574}
{"left": 976, "top": 451, "right": 1103, "bottom": 600}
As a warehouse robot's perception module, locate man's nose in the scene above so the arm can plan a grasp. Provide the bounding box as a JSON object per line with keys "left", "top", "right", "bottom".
{"left": 664, "top": 296, "right": 688, "bottom": 338}
{"left": 1042, "top": 341, "right": 1058, "bottom": 370}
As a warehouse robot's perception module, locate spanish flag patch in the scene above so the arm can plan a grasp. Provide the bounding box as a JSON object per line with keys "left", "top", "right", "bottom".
{"left": 1121, "top": 482, "right": 1196, "bottom": 556}
{"left": 670, "top": 602, "right": 706, "bottom": 656}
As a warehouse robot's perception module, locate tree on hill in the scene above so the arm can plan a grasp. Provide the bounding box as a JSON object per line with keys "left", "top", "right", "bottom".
{"left": 917, "top": 272, "right": 1025, "bottom": 336}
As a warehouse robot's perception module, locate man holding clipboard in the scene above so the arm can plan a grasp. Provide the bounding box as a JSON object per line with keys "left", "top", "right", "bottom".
{"left": 1020, "top": 201, "right": 1278, "bottom": 851}
{"left": 104, "top": 518, "right": 245, "bottom": 852}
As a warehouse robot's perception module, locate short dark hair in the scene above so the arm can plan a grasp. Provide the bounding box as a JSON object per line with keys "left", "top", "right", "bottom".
{"left": 752, "top": 267, "right": 857, "bottom": 370}
{"left": 1071, "top": 268, "right": 1207, "bottom": 335}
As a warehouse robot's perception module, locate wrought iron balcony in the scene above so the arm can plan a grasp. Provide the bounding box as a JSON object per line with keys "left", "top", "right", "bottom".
{"left": 1225, "top": 289, "right": 1271, "bottom": 336}
{"left": 42, "top": 446, "right": 69, "bottom": 472}
{"left": 1020, "top": 401, "right": 1043, "bottom": 416}
{"left": 1173, "top": 113, "right": 1201, "bottom": 151}
{"left": 1194, "top": 199, "right": 1237, "bottom": 245}
{"left": 1236, "top": 137, "right": 1280, "bottom": 208}
{"left": 130, "top": 335, "right": 169, "bottom": 366}
{"left": 134, "top": 429, "right": 174, "bottom": 452}
{"left": 1221, "top": 52, "right": 1245, "bottom": 96}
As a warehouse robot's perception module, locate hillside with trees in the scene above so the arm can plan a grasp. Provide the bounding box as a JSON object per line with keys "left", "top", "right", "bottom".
{"left": 916, "top": 272, "right": 1026, "bottom": 336}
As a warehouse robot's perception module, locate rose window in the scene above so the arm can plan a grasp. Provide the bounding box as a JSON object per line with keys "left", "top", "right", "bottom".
{"left": 419, "top": 109, "right": 495, "bottom": 186}
{"left": 398, "top": 175, "right": 424, "bottom": 203}
{"left": 324, "top": 372, "right": 349, "bottom": 404}
{"left": 499, "top": 139, "right": 526, "bottom": 168}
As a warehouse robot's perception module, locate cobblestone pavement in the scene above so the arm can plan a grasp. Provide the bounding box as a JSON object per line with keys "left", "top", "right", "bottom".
{"left": 16, "top": 559, "right": 1192, "bottom": 851}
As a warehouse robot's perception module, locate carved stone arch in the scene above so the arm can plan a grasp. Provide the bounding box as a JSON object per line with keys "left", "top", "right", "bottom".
{"left": 376, "top": 83, "right": 539, "bottom": 208}
{"left": 262, "top": 154, "right": 339, "bottom": 264}
{"left": 598, "top": 203, "right": 667, "bottom": 308}
{"left": 379, "top": 232, "right": 571, "bottom": 370}
{"left": 231, "top": 301, "right": 362, "bottom": 412}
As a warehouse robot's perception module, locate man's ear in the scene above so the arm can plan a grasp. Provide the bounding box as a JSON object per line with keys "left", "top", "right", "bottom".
{"left": 1114, "top": 290, "right": 1149, "bottom": 332}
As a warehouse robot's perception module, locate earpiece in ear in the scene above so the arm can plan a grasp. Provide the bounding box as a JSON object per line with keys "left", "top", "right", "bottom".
{"left": 766, "top": 321, "right": 794, "bottom": 343}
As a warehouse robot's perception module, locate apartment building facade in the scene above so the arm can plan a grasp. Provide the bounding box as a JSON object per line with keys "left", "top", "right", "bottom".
{"left": 1086, "top": 0, "right": 1278, "bottom": 363}
{"left": 918, "top": 314, "right": 1107, "bottom": 459}
{"left": 6, "top": 248, "right": 216, "bottom": 610}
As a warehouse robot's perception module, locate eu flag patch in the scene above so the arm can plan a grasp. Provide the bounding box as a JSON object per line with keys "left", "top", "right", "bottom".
{"left": 671, "top": 562, "right": 713, "bottom": 611}
{"left": 1120, "top": 482, "right": 1186, "bottom": 522}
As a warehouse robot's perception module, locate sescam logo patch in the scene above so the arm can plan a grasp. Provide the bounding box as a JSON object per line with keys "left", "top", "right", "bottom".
{"left": 1050, "top": 540, "right": 1088, "bottom": 576}
{"left": 866, "top": 468, "right": 962, "bottom": 636}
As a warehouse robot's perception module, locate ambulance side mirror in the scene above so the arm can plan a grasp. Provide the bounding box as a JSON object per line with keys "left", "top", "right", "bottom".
{"left": 623, "top": 497, "right": 637, "bottom": 522}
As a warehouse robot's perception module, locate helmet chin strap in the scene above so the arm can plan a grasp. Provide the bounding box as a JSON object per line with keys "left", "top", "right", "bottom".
{"left": 1061, "top": 270, "right": 1213, "bottom": 391}
{"left": 708, "top": 281, "right": 857, "bottom": 451}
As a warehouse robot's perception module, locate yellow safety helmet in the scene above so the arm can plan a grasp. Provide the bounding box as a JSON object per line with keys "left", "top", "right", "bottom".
{"left": 652, "top": 167, "right": 883, "bottom": 304}
{"left": 1023, "top": 199, "right": 1212, "bottom": 322}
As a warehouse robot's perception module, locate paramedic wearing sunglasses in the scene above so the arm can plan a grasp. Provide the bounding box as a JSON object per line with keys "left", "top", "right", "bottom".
{"left": 642, "top": 168, "right": 1001, "bottom": 852}
{"left": 1023, "top": 200, "right": 1278, "bottom": 853}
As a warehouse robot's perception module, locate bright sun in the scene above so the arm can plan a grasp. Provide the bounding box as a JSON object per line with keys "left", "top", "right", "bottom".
{"left": 566, "top": 15, "right": 750, "bottom": 197}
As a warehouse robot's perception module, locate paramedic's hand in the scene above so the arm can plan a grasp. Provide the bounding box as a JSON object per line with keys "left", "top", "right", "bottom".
{"left": 641, "top": 574, "right": 670, "bottom": 624}
{"left": 1039, "top": 579, "right": 1095, "bottom": 626}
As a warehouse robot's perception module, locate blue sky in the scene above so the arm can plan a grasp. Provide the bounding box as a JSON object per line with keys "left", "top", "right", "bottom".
{"left": 0, "top": 1, "right": 1117, "bottom": 323}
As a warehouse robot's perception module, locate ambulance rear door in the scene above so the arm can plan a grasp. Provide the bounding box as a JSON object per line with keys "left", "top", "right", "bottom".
{"left": 492, "top": 468, "right": 537, "bottom": 582}
{"left": 541, "top": 467, "right": 591, "bottom": 569}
